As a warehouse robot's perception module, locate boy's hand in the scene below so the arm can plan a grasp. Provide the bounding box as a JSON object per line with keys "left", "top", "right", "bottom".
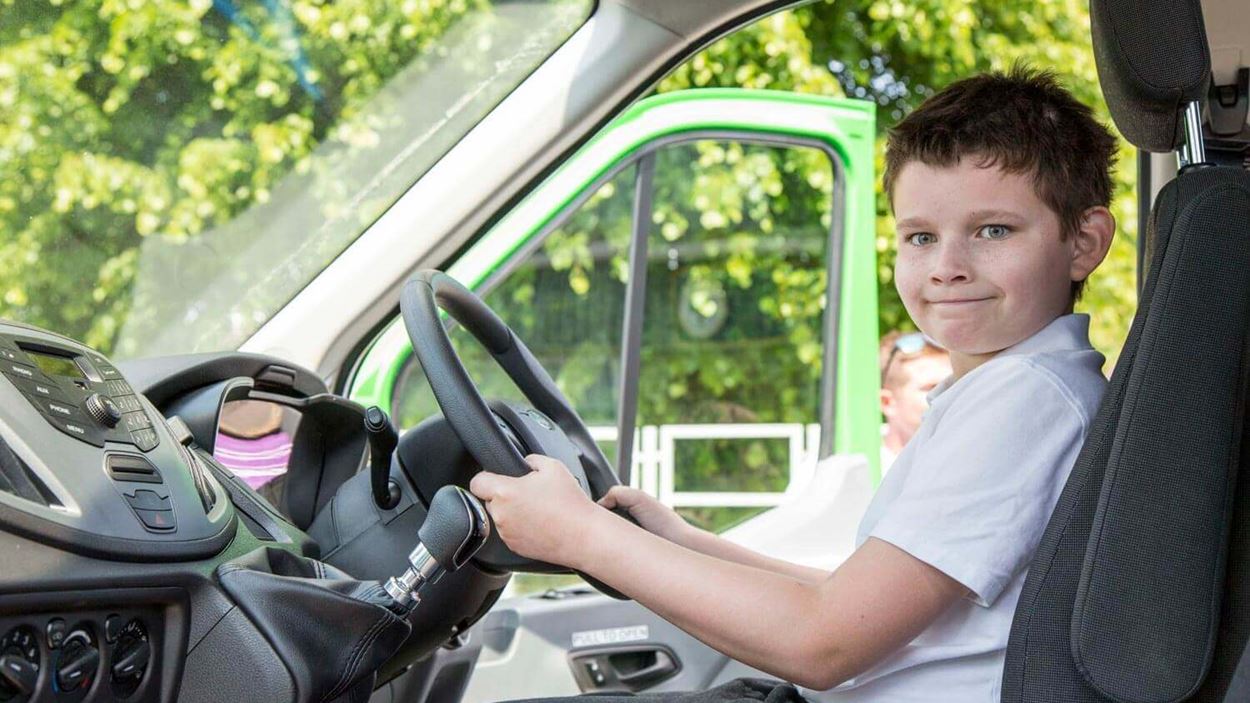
{"left": 598, "top": 486, "right": 697, "bottom": 545}
{"left": 468, "top": 454, "right": 600, "bottom": 566}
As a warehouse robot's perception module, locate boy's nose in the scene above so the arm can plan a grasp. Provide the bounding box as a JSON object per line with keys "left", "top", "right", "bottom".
{"left": 929, "top": 241, "right": 972, "bottom": 285}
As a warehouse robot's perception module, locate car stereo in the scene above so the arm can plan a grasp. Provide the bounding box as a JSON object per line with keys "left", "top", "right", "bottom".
{"left": 0, "top": 321, "right": 234, "bottom": 562}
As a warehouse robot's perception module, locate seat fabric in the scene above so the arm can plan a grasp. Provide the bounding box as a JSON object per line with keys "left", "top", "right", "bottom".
{"left": 1001, "top": 167, "right": 1250, "bottom": 703}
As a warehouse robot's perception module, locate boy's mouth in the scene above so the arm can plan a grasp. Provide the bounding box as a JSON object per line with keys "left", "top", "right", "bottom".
{"left": 930, "top": 293, "right": 995, "bottom": 307}
{"left": 929, "top": 297, "right": 993, "bottom": 307}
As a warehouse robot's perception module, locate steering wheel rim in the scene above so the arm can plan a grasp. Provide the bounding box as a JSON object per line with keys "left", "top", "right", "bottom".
{"left": 398, "top": 270, "right": 626, "bottom": 571}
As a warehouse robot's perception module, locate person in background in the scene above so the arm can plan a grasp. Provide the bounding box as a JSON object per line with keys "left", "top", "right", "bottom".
{"left": 215, "top": 400, "right": 294, "bottom": 511}
{"left": 879, "top": 331, "right": 952, "bottom": 472}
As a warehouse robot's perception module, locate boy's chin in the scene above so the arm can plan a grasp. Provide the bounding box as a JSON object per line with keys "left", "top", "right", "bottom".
{"left": 926, "top": 328, "right": 1013, "bottom": 358}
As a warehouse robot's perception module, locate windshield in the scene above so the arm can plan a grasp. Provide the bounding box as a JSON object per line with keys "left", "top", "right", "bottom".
{"left": 0, "top": 0, "right": 592, "bottom": 359}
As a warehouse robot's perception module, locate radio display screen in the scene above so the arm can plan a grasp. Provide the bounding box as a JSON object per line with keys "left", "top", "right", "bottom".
{"left": 28, "top": 351, "right": 84, "bottom": 380}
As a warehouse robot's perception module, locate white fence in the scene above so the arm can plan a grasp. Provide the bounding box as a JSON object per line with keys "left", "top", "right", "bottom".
{"left": 587, "top": 423, "right": 822, "bottom": 508}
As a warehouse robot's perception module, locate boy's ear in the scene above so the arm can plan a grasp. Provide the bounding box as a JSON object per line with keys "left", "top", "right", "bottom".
{"left": 1069, "top": 206, "right": 1116, "bottom": 284}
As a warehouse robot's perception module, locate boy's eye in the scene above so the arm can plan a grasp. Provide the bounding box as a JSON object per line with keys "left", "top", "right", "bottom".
{"left": 906, "top": 232, "right": 936, "bottom": 246}
{"left": 978, "top": 224, "right": 1012, "bottom": 240}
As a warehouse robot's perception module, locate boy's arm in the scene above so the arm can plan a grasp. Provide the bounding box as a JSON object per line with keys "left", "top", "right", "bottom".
{"left": 574, "top": 514, "right": 966, "bottom": 690}
{"left": 471, "top": 457, "right": 968, "bottom": 690}
{"left": 599, "top": 485, "right": 831, "bottom": 584}
{"left": 679, "top": 526, "right": 831, "bottom": 585}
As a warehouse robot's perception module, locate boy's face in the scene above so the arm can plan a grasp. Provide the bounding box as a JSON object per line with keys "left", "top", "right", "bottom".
{"left": 891, "top": 159, "right": 1079, "bottom": 375}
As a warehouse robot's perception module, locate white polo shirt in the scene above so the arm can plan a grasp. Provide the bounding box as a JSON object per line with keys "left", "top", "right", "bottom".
{"left": 814, "top": 313, "right": 1107, "bottom": 702}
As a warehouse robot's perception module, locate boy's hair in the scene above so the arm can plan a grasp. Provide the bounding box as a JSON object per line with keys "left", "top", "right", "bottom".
{"left": 882, "top": 65, "right": 1118, "bottom": 299}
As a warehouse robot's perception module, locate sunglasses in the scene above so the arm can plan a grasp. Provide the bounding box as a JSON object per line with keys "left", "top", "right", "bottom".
{"left": 881, "top": 332, "right": 943, "bottom": 384}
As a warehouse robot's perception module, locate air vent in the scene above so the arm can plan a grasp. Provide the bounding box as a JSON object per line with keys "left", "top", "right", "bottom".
{"left": 106, "top": 454, "right": 163, "bottom": 484}
{"left": 0, "top": 436, "right": 57, "bottom": 506}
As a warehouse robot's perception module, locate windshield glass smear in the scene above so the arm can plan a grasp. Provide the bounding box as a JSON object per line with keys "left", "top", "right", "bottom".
{"left": 0, "top": 0, "right": 591, "bottom": 359}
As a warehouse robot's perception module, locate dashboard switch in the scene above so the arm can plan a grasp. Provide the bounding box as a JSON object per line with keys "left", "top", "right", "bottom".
{"left": 104, "top": 616, "right": 123, "bottom": 644}
{"left": 46, "top": 618, "right": 66, "bottom": 649}
{"left": 123, "top": 490, "right": 171, "bottom": 512}
{"left": 107, "top": 454, "right": 163, "bottom": 484}
{"left": 133, "top": 509, "right": 176, "bottom": 532}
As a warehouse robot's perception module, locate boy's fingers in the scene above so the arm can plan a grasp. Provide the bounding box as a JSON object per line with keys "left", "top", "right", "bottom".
{"left": 469, "top": 471, "right": 505, "bottom": 501}
{"left": 607, "top": 486, "right": 637, "bottom": 505}
{"left": 524, "top": 454, "right": 560, "bottom": 472}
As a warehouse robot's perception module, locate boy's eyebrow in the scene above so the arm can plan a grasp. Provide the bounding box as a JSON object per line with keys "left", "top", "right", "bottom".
{"left": 895, "top": 210, "right": 1026, "bottom": 231}
{"left": 963, "top": 209, "right": 1026, "bottom": 222}
{"left": 894, "top": 216, "right": 931, "bottom": 231}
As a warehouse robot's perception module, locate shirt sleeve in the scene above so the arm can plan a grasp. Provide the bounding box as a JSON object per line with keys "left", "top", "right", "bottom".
{"left": 868, "top": 357, "right": 1088, "bottom": 607}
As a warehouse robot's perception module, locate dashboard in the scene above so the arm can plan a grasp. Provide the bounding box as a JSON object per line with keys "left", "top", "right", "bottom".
{"left": 0, "top": 320, "right": 509, "bottom": 703}
{"left": 0, "top": 321, "right": 236, "bottom": 703}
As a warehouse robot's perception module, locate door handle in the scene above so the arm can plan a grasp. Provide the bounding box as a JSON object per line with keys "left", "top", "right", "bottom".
{"left": 570, "top": 645, "right": 682, "bottom": 693}
{"left": 614, "top": 648, "right": 677, "bottom": 687}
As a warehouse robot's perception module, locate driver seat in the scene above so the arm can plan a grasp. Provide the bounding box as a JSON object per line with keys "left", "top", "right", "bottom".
{"left": 1001, "top": 1, "right": 1250, "bottom": 702}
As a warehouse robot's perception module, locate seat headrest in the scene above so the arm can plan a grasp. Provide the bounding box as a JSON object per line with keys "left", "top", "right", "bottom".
{"left": 1090, "top": 0, "right": 1211, "bottom": 152}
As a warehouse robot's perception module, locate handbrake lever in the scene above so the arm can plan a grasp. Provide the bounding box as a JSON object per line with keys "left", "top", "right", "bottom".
{"left": 385, "top": 485, "right": 490, "bottom": 609}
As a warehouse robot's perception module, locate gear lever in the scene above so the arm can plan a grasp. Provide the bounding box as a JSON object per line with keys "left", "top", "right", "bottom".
{"left": 385, "top": 485, "right": 490, "bottom": 609}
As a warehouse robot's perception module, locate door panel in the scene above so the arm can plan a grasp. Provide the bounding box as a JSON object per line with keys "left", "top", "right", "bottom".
{"left": 462, "top": 591, "right": 738, "bottom": 700}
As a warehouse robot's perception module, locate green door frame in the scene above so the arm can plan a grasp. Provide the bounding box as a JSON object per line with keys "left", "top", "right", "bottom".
{"left": 346, "top": 88, "right": 883, "bottom": 480}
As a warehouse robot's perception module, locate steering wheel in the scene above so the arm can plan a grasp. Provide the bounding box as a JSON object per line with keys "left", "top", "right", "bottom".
{"left": 399, "top": 269, "right": 631, "bottom": 598}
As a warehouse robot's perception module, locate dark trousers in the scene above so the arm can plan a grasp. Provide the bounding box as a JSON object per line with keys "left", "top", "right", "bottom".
{"left": 504, "top": 678, "right": 808, "bottom": 703}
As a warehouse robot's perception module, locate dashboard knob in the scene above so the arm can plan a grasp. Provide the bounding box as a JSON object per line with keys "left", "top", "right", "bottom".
{"left": 84, "top": 393, "right": 122, "bottom": 428}
{"left": 0, "top": 654, "right": 36, "bottom": 697}
{"left": 0, "top": 626, "right": 40, "bottom": 701}
{"left": 108, "top": 619, "right": 149, "bottom": 698}
{"left": 55, "top": 630, "right": 98, "bottom": 693}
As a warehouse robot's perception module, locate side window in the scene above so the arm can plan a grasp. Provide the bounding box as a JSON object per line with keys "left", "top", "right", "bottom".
{"left": 632, "top": 140, "right": 836, "bottom": 533}
{"left": 389, "top": 138, "right": 838, "bottom": 538}
{"left": 390, "top": 166, "right": 636, "bottom": 452}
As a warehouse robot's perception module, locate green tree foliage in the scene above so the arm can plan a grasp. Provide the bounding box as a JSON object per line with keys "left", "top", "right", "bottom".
{"left": 0, "top": 0, "right": 587, "bottom": 353}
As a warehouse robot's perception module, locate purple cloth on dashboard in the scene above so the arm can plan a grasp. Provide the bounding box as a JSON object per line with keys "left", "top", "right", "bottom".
{"left": 213, "top": 431, "right": 292, "bottom": 489}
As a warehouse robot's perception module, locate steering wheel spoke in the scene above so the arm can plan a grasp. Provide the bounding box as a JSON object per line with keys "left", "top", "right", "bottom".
{"left": 399, "top": 270, "right": 629, "bottom": 598}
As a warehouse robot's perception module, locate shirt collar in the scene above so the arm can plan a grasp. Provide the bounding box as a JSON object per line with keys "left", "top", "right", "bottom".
{"left": 924, "top": 313, "right": 1095, "bottom": 404}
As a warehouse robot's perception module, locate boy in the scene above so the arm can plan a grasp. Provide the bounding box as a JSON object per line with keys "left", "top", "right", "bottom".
{"left": 470, "top": 66, "right": 1118, "bottom": 701}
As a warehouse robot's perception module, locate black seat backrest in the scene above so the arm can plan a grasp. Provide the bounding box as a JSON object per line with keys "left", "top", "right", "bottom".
{"left": 1001, "top": 2, "right": 1250, "bottom": 702}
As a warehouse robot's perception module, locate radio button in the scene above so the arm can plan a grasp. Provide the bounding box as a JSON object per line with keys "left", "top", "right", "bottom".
{"left": 104, "top": 379, "right": 132, "bottom": 396}
{"left": 113, "top": 395, "right": 142, "bottom": 413}
{"left": 40, "top": 399, "right": 79, "bottom": 420}
{"left": 47, "top": 413, "right": 106, "bottom": 447}
{"left": 129, "top": 428, "right": 159, "bottom": 452}
{"left": 7, "top": 375, "right": 66, "bottom": 402}
{"left": 1, "top": 361, "right": 41, "bottom": 382}
{"left": 121, "top": 411, "right": 152, "bottom": 432}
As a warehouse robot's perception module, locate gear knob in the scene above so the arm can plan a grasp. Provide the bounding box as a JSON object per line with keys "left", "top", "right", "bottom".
{"left": 385, "top": 485, "right": 490, "bottom": 608}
